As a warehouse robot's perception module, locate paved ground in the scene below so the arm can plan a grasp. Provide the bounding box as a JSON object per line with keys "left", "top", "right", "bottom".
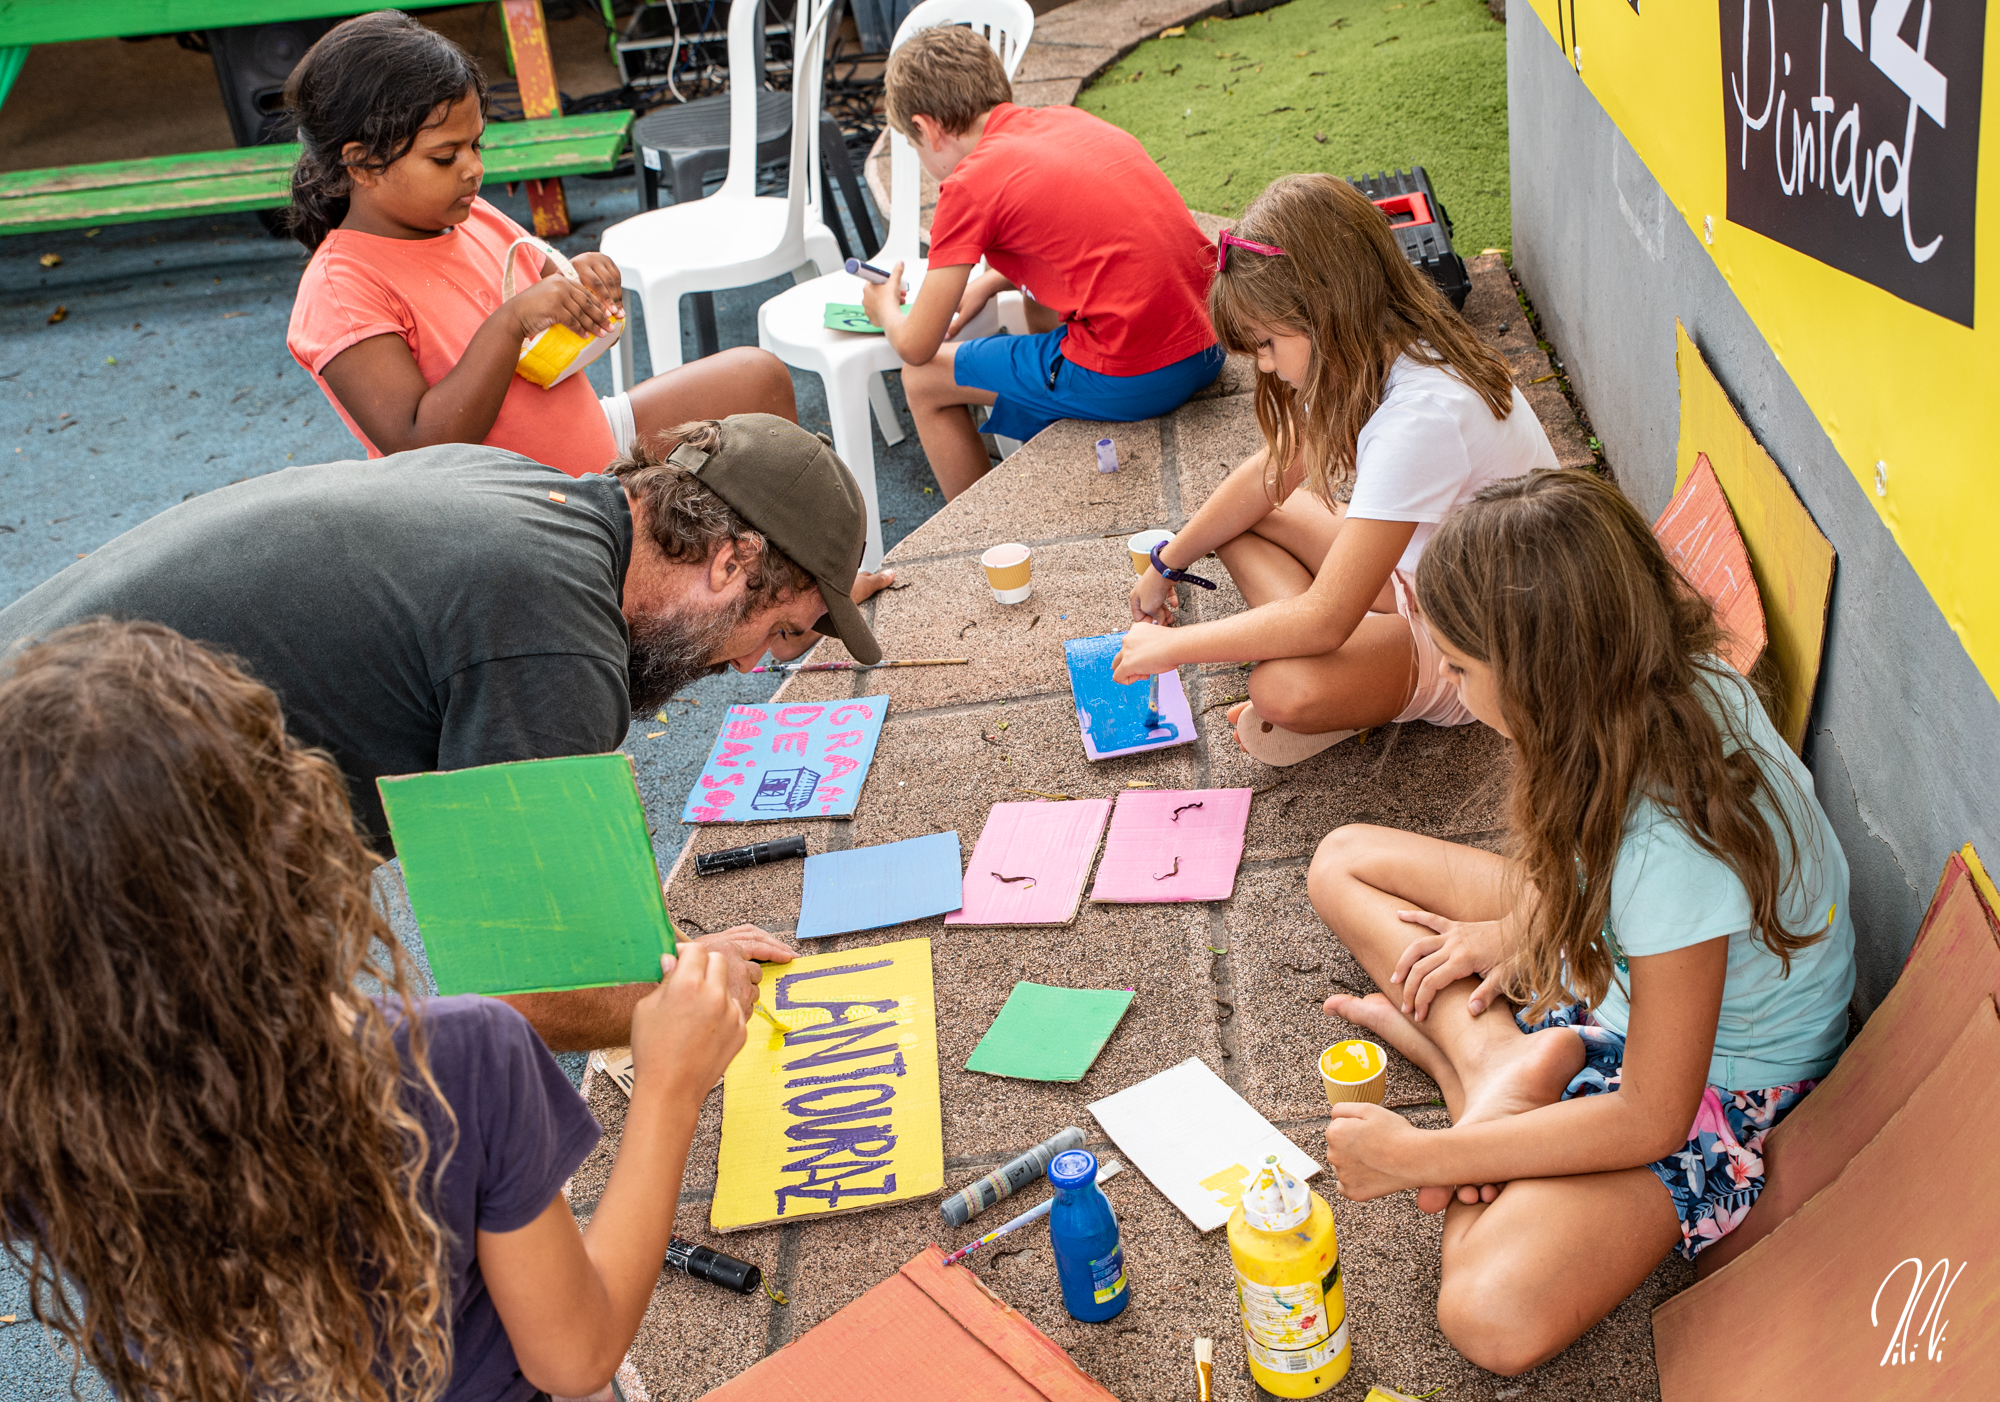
{"left": 573, "top": 253, "right": 1674, "bottom": 1402}
{"left": 0, "top": 3, "right": 1662, "bottom": 1398}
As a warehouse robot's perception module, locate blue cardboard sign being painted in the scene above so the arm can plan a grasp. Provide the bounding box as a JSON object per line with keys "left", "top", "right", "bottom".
{"left": 1063, "top": 633, "right": 1197, "bottom": 761}
{"left": 681, "top": 700, "right": 889, "bottom": 823}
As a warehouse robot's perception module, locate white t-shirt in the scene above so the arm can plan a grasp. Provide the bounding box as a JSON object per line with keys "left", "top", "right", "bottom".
{"left": 1343, "top": 355, "right": 1559, "bottom": 575}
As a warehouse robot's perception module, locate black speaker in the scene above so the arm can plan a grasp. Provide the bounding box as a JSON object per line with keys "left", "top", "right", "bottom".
{"left": 204, "top": 19, "right": 342, "bottom": 148}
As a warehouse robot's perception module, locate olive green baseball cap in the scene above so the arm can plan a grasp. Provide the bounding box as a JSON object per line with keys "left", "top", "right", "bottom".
{"left": 665, "top": 414, "right": 882, "bottom": 665}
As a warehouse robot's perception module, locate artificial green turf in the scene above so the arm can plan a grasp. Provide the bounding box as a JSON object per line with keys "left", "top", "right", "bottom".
{"left": 1075, "top": 0, "right": 1510, "bottom": 255}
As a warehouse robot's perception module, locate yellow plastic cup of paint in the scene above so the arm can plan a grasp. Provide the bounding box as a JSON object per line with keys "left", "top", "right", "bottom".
{"left": 1319, "top": 1040, "right": 1387, "bottom": 1106}
{"left": 1128, "top": 528, "right": 1174, "bottom": 576}
{"left": 981, "top": 543, "right": 1033, "bottom": 604}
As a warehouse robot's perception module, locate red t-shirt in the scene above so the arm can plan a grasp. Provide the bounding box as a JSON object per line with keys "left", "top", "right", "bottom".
{"left": 925, "top": 104, "right": 1216, "bottom": 376}
{"left": 287, "top": 198, "right": 617, "bottom": 478}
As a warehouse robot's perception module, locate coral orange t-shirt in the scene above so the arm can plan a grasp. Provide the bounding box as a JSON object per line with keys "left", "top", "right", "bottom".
{"left": 925, "top": 103, "right": 1216, "bottom": 377}
{"left": 287, "top": 198, "right": 617, "bottom": 478}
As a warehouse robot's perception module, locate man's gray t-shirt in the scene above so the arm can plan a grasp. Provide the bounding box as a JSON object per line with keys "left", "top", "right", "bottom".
{"left": 0, "top": 444, "right": 633, "bottom": 846}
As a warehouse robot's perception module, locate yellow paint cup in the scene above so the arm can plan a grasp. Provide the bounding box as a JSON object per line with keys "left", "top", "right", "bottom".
{"left": 1319, "top": 1040, "right": 1387, "bottom": 1106}
{"left": 981, "top": 542, "right": 1033, "bottom": 604}
{"left": 1128, "top": 528, "right": 1174, "bottom": 576}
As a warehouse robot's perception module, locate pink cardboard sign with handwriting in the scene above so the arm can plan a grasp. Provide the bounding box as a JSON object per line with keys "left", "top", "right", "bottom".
{"left": 1089, "top": 788, "right": 1252, "bottom": 903}
{"left": 680, "top": 700, "right": 889, "bottom": 823}
{"left": 945, "top": 799, "right": 1113, "bottom": 926}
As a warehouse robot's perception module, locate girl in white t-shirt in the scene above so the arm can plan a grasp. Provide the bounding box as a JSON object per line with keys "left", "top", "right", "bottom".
{"left": 1115, "top": 173, "right": 1556, "bottom": 764}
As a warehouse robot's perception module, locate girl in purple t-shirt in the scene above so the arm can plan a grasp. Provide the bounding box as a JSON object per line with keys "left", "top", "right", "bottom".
{"left": 0, "top": 619, "right": 763, "bottom": 1402}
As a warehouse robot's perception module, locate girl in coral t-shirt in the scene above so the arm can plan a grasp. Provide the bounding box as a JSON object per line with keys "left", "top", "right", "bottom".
{"left": 282, "top": 12, "right": 795, "bottom": 479}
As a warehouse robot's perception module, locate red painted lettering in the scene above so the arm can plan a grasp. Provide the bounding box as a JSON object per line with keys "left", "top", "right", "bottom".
{"left": 723, "top": 721, "right": 763, "bottom": 741}
{"left": 778, "top": 705, "right": 825, "bottom": 726}
{"left": 829, "top": 703, "right": 876, "bottom": 724}
{"left": 823, "top": 755, "right": 860, "bottom": 780}
{"left": 822, "top": 730, "right": 865, "bottom": 750}
{"left": 771, "top": 732, "right": 810, "bottom": 754}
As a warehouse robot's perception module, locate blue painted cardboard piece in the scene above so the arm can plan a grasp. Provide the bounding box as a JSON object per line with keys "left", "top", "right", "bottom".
{"left": 797, "top": 832, "right": 965, "bottom": 939}
{"left": 1063, "top": 633, "right": 1196, "bottom": 761}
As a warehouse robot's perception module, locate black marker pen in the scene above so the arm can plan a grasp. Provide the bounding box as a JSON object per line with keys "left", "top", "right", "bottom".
{"left": 665, "top": 1236, "right": 762, "bottom": 1294}
{"left": 693, "top": 834, "right": 808, "bottom": 876}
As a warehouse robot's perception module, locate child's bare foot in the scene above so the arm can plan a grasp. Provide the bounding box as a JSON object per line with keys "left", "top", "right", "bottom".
{"left": 853, "top": 568, "right": 895, "bottom": 604}
{"left": 1422, "top": 1027, "right": 1585, "bottom": 1211}
{"left": 1325, "top": 991, "right": 1473, "bottom": 1214}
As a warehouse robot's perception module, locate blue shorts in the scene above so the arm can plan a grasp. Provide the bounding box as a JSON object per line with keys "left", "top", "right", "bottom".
{"left": 952, "top": 325, "right": 1224, "bottom": 443}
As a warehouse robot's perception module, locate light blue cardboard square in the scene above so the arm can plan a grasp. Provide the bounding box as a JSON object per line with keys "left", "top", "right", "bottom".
{"left": 797, "top": 831, "right": 963, "bottom": 938}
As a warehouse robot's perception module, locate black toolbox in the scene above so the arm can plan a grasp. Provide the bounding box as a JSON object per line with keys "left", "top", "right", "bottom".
{"left": 1347, "top": 166, "right": 1472, "bottom": 310}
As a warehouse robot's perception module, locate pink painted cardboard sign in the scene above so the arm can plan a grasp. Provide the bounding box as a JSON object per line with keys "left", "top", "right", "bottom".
{"left": 945, "top": 799, "right": 1113, "bottom": 927}
{"left": 1088, "top": 789, "right": 1252, "bottom": 903}
{"left": 681, "top": 699, "right": 888, "bottom": 823}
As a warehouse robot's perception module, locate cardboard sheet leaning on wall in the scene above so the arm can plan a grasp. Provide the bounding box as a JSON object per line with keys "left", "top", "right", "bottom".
{"left": 1676, "top": 322, "right": 1834, "bottom": 753}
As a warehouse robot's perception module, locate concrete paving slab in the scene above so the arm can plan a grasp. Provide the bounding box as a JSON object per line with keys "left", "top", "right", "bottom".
{"left": 1197, "top": 706, "right": 1512, "bottom": 864}
{"left": 885, "top": 416, "right": 1170, "bottom": 564}
{"left": 853, "top": 538, "right": 1161, "bottom": 710}
{"left": 1171, "top": 393, "right": 1267, "bottom": 525}
{"left": 1222, "top": 867, "right": 1443, "bottom": 1121}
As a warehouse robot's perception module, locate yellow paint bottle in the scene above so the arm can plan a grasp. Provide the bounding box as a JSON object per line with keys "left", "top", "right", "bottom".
{"left": 1227, "top": 1155, "right": 1350, "bottom": 1396}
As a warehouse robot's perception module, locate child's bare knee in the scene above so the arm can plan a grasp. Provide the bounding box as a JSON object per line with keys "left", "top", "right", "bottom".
{"left": 1246, "top": 668, "right": 1312, "bottom": 730}
{"left": 1437, "top": 1273, "right": 1559, "bottom": 1377}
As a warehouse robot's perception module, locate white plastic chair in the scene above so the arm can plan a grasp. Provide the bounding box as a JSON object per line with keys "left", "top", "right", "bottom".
{"left": 602, "top": 0, "right": 844, "bottom": 384}
{"left": 756, "top": 0, "right": 1035, "bottom": 571}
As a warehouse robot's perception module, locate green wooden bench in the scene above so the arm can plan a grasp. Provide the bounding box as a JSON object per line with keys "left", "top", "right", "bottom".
{"left": 0, "top": 111, "right": 632, "bottom": 238}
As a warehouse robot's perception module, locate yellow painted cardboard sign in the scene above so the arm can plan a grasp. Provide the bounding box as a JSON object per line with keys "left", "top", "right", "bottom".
{"left": 712, "top": 938, "right": 943, "bottom": 1232}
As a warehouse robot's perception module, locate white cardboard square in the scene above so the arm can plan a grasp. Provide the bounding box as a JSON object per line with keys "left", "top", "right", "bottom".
{"left": 1087, "top": 1057, "right": 1323, "bottom": 1232}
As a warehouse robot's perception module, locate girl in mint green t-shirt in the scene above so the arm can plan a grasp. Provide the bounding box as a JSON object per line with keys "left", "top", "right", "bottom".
{"left": 1305, "top": 468, "right": 1854, "bottom": 1377}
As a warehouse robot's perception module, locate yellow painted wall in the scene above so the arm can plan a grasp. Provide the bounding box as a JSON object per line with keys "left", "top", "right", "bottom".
{"left": 1522, "top": 0, "right": 2000, "bottom": 696}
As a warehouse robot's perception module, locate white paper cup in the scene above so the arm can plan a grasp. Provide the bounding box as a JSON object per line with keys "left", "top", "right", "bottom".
{"left": 1320, "top": 1039, "right": 1388, "bottom": 1106}
{"left": 981, "top": 542, "right": 1033, "bottom": 604}
{"left": 1128, "top": 528, "right": 1174, "bottom": 576}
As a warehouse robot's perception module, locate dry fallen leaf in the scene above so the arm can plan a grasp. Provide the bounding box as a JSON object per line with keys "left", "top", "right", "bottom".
{"left": 39, "top": 252, "right": 61, "bottom": 268}
{"left": 46, "top": 305, "right": 66, "bottom": 324}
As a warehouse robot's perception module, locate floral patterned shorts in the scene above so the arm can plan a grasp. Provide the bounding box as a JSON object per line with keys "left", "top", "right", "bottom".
{"left": 1517, "top": 1004, "right": 1816, "bottom": 1260}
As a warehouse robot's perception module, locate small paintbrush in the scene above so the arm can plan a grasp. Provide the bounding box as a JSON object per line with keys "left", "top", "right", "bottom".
{"left": 749, "top": 658, "right": 968, "bottom": 674}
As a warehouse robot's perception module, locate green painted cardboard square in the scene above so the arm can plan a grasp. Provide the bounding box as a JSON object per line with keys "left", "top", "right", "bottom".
{"left": 965, "top": 981, "right": 1135, "bottom": 1083}
{"left": 824, "top": 302, "right": 885, "bottom": 334}
{"left": 378, "top": 753, "right": 676, "bottom": 996}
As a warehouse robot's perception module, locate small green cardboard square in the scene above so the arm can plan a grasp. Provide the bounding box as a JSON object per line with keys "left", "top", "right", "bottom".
{"left": 378, "top": 753, "right": 676, "bottom": 996}
{"left": 965, "top": 981, "right": 1135, "bottom": 1083}
{"left": 824, "top": 302, "right": 885, "bottom": 334}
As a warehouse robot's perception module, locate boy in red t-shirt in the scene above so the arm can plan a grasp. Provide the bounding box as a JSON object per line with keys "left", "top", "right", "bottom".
{"left": 861, "top": 24, "right": 1221, "bottom": 498}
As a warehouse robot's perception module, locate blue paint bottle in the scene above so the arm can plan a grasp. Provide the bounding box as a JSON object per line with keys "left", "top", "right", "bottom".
{"left": 1047, "top": 1149, "right": 1128, "bottom": 1322}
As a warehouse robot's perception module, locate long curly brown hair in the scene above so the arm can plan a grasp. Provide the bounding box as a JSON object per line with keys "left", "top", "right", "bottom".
{"left": 0, "top": 620, "right": 454, "bottom": 1401}
{"left": 1414, "top": 471, "right": 1822, "bottom": 1019}
{"left": 1208, "top": 173, "right": 1516, "bottom": 507}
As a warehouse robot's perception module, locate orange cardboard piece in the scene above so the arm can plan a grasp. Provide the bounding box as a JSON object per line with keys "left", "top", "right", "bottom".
{"left": 1654, "top": 997, "right": 2000, "bottom": 1397}
{"left": 1654, "top": 453, "right": 1768, "bottom": 677}
{"left": 1696, "top": 851, "right": 2000, "bottom": 1276}
{"left": 700, "top": 1246, "right": 1118, "bottom": 1401}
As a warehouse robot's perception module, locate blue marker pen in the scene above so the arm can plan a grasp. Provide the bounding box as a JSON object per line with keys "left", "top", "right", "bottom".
{"left": 845, "top": 258, "right": 892, "bottom": 285}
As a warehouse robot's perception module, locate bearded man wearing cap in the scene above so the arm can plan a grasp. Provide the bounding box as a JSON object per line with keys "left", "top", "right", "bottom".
{"left": 0, "top": 414, "right": 881, "bottom": 1049}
